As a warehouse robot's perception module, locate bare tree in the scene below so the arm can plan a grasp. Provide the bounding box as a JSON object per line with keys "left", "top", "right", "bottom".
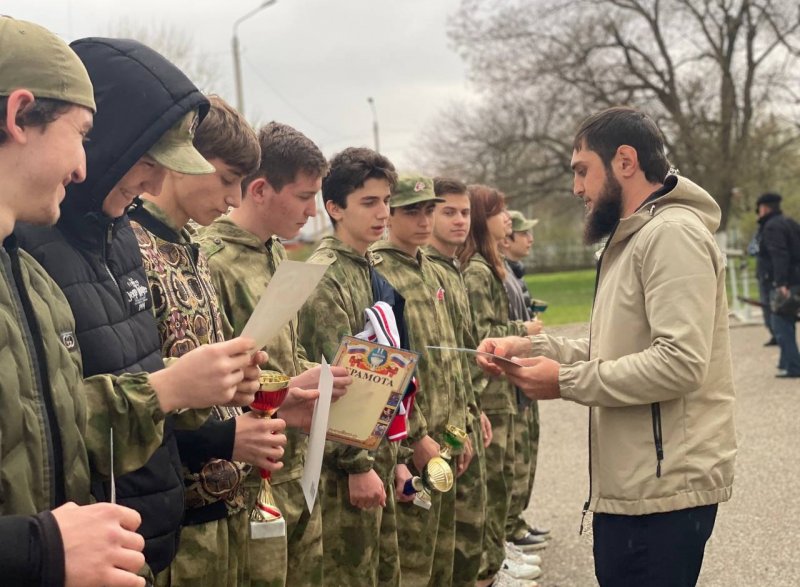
{"left": 432, "top": 0, "right": 800, "bottom": 230}
{"left": 107, "top": 20, "right": 224, "bottom": 94}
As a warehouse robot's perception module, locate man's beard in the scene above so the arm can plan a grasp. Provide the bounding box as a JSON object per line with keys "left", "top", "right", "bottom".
{"left": 584, "top": 172, "right": 623, "bottom": 245}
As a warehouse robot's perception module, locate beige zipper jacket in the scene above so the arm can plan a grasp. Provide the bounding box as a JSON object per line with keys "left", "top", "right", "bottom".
{"left": 531, "top": 175, "right": 736, "bottom": 515}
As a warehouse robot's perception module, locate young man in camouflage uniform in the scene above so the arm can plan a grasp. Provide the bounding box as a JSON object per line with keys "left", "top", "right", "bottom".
{"left": 371, "top": 175, "right": 469, "bottom": 587}
{"left": 0, "top": 17, "right": 262, "bottom": 586}
{"left": 298, "top": 147, "right": 405, "bottom": 586}
{"left": 130, "top": 96, "right": 298, "bottom": 586}
{"left": 502, "top": 211, "right": 549, "bottom": 554}
{"left": 198, "top": 122, "right": 350, "bottom": 587}
{"left": 424, "top": 177, "right": 487, "bottom": 586}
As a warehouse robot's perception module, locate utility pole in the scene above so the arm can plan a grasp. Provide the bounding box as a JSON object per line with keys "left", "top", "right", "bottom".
{"left": 232, "top": 0, "right": 277, "bottom": 115}
{"left": 367, "top": 96, "right": 380, "bottom": 153}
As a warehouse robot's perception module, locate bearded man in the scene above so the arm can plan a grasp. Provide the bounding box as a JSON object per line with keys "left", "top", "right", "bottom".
{"left": 475, "top": 107, "right": 736, "bottom": 587}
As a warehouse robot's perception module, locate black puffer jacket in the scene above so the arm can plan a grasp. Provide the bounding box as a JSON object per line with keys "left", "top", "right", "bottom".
{"left": 756, "top": 210, "right": 800, "bottom": 287}
{"left": 17, "top": 37, "right": 211, "bottom": 574}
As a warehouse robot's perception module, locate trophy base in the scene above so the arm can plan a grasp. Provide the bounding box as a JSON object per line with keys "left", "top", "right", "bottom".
{"left": 250, "top": 517, "right": 286, "bottom": 539}
{"left": 413, "top": 493, "right": 433, "bottom": 510}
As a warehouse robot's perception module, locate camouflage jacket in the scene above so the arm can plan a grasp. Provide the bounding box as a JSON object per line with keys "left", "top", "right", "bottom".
{"left": 423, "top": 245, "right": 483, "bottom": 422}
{"left": 370, "top": 241, "right": 466, "bottom": 441}
{"left": 197, "top": 217, "right": 313, "bottom": 484}
{"left": 463, "top": 254, "right": 527, "bottom": 414}
{"left": 298, "top": 235, "right": 396, "bottom": 478}
{"left": 0, "top": 237, "right": 167, "bottom": 517}
{"left": 131, "top": 201, "right": 246, "bottom": 516}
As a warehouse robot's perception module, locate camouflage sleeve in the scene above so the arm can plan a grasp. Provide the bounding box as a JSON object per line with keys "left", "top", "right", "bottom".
{"left": 158, "top": 357, "right": 210, "bottom": 429}
{"left": 299, "top": 274, "right": 375, "bottom": 475}
{"left": 170, "top": 408, "right": 211, "bottom": 430}
{"left": 295, "top": 338, "right": 317, "bottom": 374}
{"left": 466, "top": 306, "right": 486, "bottom": 410}
{"left": 205, "top": 263, "right": 237, "bottom": 341}
{"left": 405, "top": 396, "right": 429, "bottom": 443}
{"left": 464, "top": 264, "right": 526, "bottom": 340}
{"left": 81, "top": 372, "right": 166, "bottom": 479}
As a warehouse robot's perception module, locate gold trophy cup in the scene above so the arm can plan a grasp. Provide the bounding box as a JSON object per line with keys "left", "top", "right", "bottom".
{"left": 249, "top": 370, "right": 290, "bottom": 539}
{"left": 402, "top": 455, "right": 454, "bottom": 510}
{"left": 440, "top": 424, "right": 467, "bottom": 460}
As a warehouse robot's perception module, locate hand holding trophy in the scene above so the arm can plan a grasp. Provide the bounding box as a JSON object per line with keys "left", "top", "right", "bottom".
{"left": 440, "top": 424, "right": 468, "bottom": 461}
{"left": 402, "top": 455, "right": 454, "bottom": 510}
{"left": 249, "top": 370, "right": 290, "bottom": 539}
{"left": 402, "top": 424, "right": 466, "bottom": 509}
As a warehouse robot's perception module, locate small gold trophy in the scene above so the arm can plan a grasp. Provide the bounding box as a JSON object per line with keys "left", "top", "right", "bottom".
{"left": 440, "top": 424, "right": 468, "bottom": 461}
{"left": 402, "top": 455, "right": 454, "bottom": 510}
{"left": 249, "top": 370, "right": 290, "bottom": 539}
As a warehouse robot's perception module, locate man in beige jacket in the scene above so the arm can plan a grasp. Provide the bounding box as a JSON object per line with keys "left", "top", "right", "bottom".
{"left": 476, "top": 107, "right": 736, "bottom": 587}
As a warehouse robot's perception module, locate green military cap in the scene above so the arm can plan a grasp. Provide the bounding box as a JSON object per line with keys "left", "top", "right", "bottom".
{"left": 390, "top": 175, "right": 445, "bottom": 208}
{"left": 508, "top": 210, "right": 539, "bottom": 232}
{"left": 0, "top": 17, "right": 96, "bottom": 112}
{"left": 147, "top": 110, "right": 216, "bottom": 175}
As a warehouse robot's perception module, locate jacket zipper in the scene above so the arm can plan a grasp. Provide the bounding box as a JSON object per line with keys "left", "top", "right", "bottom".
{"left": 187, "top": 243, "right": 222, "bottom": 342}
{"left": 102, "top": 222, "right": 126, "bottom": 309}
{"left": 651, "top": 402, "right": 664, "bottom": 478}
{"left": 4, "top": 248, "right": 66, "bottom": 508}
{"left": 580, "top": 230, "right": 616, "bottom": 535}
{"left": 579, "top": 187, "right": 671, "bottom": 533}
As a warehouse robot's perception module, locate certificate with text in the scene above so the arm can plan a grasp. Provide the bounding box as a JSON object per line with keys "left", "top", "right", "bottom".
{"left": 327, "top": 336, "right": 419, "bottom": 450}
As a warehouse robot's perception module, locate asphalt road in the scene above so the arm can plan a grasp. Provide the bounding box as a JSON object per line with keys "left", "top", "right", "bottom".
{"left": 521, "top": 322, "right": 799, "bottom": 587}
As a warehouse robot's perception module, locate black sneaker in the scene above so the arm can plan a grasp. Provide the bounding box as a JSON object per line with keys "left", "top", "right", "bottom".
{"left": 527, "top": 526, "right": 551, "bottom": 538}
{"left": 764, "top": 337, "right": 778, "bottom": 346}
{"left": 512, "top": 532, "right": 548, "bottom": 552}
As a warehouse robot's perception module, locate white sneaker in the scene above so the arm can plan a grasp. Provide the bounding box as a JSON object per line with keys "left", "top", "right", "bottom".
{"left": 494, "top": 570, "right": 540, "bottom": 587}
{"left": 494, "top": 570, "right": 540, "bottom": 586}
{"left": 505, "top": 542, "right": 543, "bottom": 566}
{"left": 501, "top": 558, "right": 542, "bottom": 580}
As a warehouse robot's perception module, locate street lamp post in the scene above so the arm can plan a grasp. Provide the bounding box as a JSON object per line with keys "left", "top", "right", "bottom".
{"left": 367, "top": 96, "right": 380, "bottom": 154}
{"left": 232, "top": 0, "right": 277, "bottom": 115}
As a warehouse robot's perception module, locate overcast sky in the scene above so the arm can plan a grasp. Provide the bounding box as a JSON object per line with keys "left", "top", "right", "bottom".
{"left": 4, "top": 0, "right": 476, "bottom": 170}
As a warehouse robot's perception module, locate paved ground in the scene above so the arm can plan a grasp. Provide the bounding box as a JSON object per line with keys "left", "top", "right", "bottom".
{"left": 521, "top": 322, "right": 799, "bottom": 587}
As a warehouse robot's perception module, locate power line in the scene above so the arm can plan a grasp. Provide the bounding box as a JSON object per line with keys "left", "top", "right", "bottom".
{"left": 242, "top": 54, "right": 349, "bottom": 140}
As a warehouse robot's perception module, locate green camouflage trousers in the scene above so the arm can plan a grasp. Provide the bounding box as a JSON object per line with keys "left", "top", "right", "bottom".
{"left": 453, "top": 421, "right": 487, "bottom": 587}
{"left": 320, "top": 442, "right": 400, "bottom": 587}
{"left": 155, "top": 510, "right": 249, "bottom": 587}
{"left": 479, "top": 412, "right": 515, "bottom": 580}
{"left": 396, "top": 454, "right": 457, "bottom": 586}
{"left": 247, "top": 477, "right": 323, "bottom": 587}
{"left": 506, "top": 402, "right": 540, "bottom": 539}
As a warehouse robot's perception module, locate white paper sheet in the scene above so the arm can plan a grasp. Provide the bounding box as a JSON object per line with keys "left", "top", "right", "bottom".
{"left": 425, "top": 345, "right": 522, "bottom": 367}
{"left": 301, "top": 357, "right": 333, "bottom": 513}
{"left": 240, "top": 260, "right": 329, "bottom": 350}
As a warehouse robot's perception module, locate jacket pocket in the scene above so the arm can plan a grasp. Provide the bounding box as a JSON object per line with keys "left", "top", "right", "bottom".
{"left": 650, "top": 402, "right": 664, "bottom": 478}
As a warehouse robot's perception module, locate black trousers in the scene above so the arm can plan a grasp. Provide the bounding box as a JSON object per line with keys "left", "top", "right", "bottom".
{"left": 593, "top": 504, "right": 718, "bottom": 587}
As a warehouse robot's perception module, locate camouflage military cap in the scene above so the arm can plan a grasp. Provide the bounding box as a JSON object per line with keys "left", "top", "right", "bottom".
{"left": 390, "top": 175, "right": 445, "bottom": 208}
{"left": 508, "top": 210, "right": 539, "bottom": 232}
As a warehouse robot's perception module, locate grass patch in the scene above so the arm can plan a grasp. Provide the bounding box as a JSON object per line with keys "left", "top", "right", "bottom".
{"left": 525, "top": 269, "right": 595, "bottom": 326}
{"left": 524, "top": 256, "right": 761, "bottom": 327}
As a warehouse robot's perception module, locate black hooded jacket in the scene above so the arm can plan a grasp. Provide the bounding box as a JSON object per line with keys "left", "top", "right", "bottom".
{"left": 16, "top": 38, "right": 210, "bottom": 574}
{"left": 756, "top": 210, "right": 800, "bottom": 287}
